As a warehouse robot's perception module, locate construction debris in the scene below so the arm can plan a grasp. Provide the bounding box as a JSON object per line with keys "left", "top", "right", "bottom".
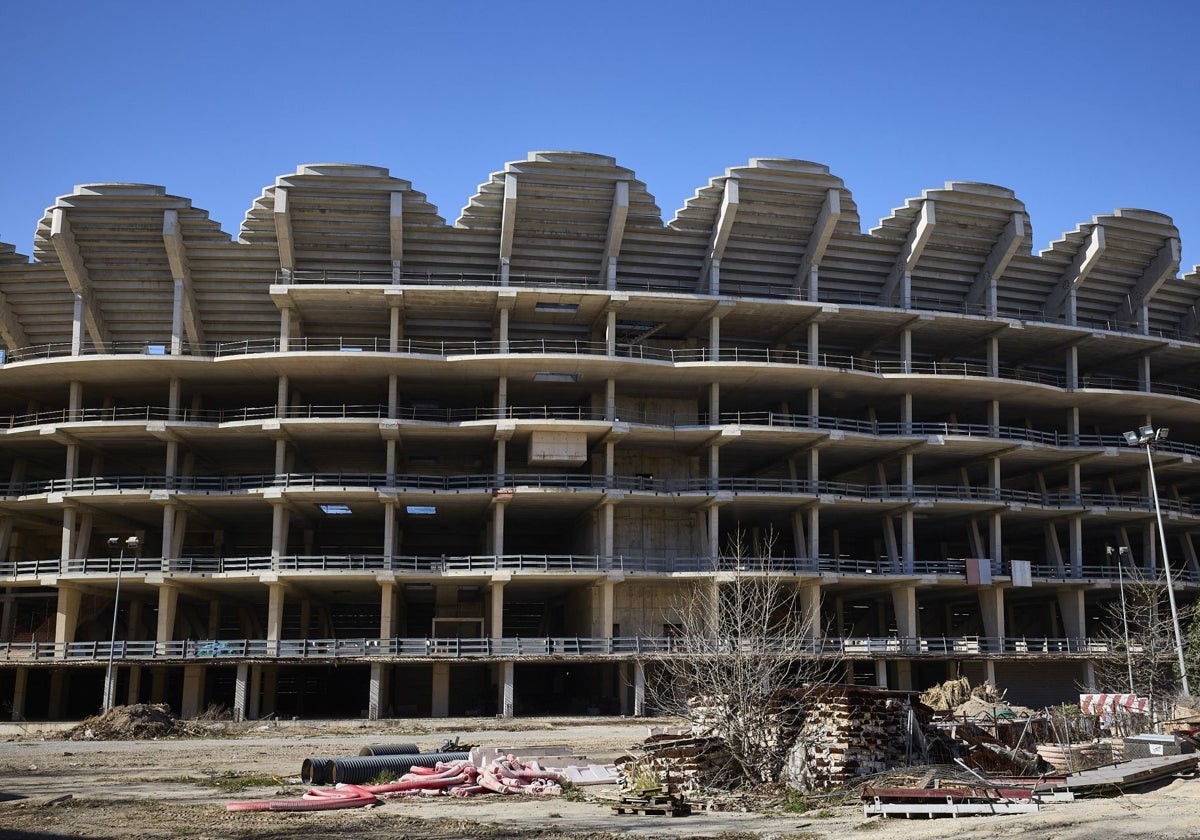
{"left": 64, "top": 704, "right": 200, "bottom": 741}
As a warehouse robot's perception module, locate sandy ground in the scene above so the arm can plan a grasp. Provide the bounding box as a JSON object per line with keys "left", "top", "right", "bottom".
{"left": 1, "top": 717, "right": 1200, "bottom": 839}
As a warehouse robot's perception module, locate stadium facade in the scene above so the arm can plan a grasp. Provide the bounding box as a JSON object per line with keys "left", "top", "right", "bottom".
{"left": 0, "top": 151, "right": 1197, "bottom": 720}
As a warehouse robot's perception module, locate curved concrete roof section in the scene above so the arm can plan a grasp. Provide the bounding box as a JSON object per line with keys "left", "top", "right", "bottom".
{"left": 0, "top": 153, "right": 1197, "bottom": 350}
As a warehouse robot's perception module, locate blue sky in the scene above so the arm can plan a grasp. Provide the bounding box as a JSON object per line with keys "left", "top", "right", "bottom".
{"left": 2, "top": 1, "right": 1198, "bottom": 270}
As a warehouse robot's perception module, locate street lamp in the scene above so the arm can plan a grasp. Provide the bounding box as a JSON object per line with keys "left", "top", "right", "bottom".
{"left": 1122, "top": 425, "right": 1190, "bottom": 697}
{"left": 103, "top": 535, "right": 140, "bottom": 712}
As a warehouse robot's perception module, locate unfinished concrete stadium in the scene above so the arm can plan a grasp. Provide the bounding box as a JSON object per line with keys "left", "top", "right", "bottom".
{"left": 0, "top": 151, "right": 1198, "bottom": 721}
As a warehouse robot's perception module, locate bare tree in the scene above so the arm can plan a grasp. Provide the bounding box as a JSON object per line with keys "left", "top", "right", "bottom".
{"left": 643, "top": 528, "right": 840, "bottom": 784}
{"left": 1092, "top": 560, "right": 1194, "bottom": 707}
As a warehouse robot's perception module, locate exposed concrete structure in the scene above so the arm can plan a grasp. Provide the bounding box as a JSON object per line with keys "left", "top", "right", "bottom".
{"left": 1, "top": 153, "right": 1199, "bottom": 720}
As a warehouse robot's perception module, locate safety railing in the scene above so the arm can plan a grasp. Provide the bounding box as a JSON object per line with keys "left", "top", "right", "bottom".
{"left": 0, "top": 634, "right": 1123, "bottom": 663}
{"left": 7, "top": 553, "right": 1198, "bottom": 583}
{"left": 3, "top": 473, "right": 1194, "bottom": 520}
{"left": 6, "top": 334, "right": 1200, "bottom": 404}
{"left": 8, "top": 403, "right": 1200, "bottom": 464}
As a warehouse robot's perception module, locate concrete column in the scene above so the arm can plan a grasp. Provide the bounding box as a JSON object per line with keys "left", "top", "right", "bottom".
{"left": 709, "top": 315, "right": 720, "bottom": 361}
{"left": 492, "top": 503, "right": 505, "bottom": 555}
{"left": 799, "top": 582, "right": 822, "bottom": 641}
{"left": 875, "top": 659, "right": 888, "bottom": 688}
{"left": 489, "top": 577, "right": 506, "bottom": 637}
{"left": 707, "top": 505, "right": 719, "bottom": 559}
{"left": 1056, "top": 588, "right": 1086, "bottom": 639}
{"left": 597, "top": 577, "right": 618, "bottom": 639}
{"left": 270, "top": 503, "right": 288, "bottom": 562}
{"left": 126, "top": 666, "right": 142, "bottom": 705}
{"left": 894, "top": 660, "right": 913, "bottom": 691}
{"left": 59, "top": 503, "right": 77, "bottom": 563}
{"left": 380, "top": 580, "right": 397, "bottom": 638}
{"left": 54, "top": 585, "right": 82, "bottom": 656}
{"left": 383, "top": 500, "right": 396, "bottom": 564}
{"left": 1082, "top": 661, "right": 1097, "bottom": 690}
{"left": 709, "top": 382, "right": 720, "bottom": 425}
{"left": 156, "top": 584, "right": 178, "bottom": 648}
{"left": 161, "top": 502, "right": 176, "bottom": 562}
{"left": 279, "top": 307, "right": 291, "bottom": 350}
{"left": 807, "top": 322, "right": 820, "bottom": 367}
{"left": 901, "top": 509, "right": 914, "bottom": 574}
{"left": 496, "top": 375, "right": 508, "bottom": 413}
{"left": 369, "top": 663, "right": 385, "bottom": 720}
{"left": 261, "top": 665, "right": 277, "bottom": 717}
{"left": 71, "top": 294, "right": 84, "bottom": 354}
{"left": 499, "top": 660, "right": 515, "bottom": 717}
{"left": 605, "top": 379, "right": 616, "bottom": 421}
{"left": 180, "top": 664, "right": 205, "bottom": 718}
{"left": 498, "top": 307, "right": 510, "bottom": 353}
{"left": 984, "top": 660, "right": 997, "bottom": 687}
{"left": 495, "top": 438, "right": 506, "bottom": 478}
{"left": 248, "top": 666, "right": 262, "bottom": 719}
{"left": 234, "top": 663, "right": 249, "bottom": 722}
{"left": 1068, "top": 515, "right": 1083, "bottom": 578}
{"left": 600, "top": 501, "right": 614, "bottom": 558}
{"left": 606, "top": 310, "right": 617, "bottom": 356}
{"left": 987, "top": 335, "right": 999, "bottom": 378}
{"left": 891, "top": 585, "right": 918, "bottom": 639}
{"left": 633, "top": 660, "right": 645, "bottom": 716}
{"left": 389, "top": 304, "right": 402, "bottom": 352}
{"left": 432, "top": 663, "right": 450, "bottom": 717}
{"left": 11, "top": 666, "right": 28, "bottom": 720}
{"left": 900, "top": 328, "right": 912, "bottom": 372}
{"left": 266, "top": 582, "right": 285, "bottom": 655}
{"left": 1066, "top": 345, "right": 1079, "bottom": 390}
{"left": 978, "top": 587, "right": 1006, "bottom": 648}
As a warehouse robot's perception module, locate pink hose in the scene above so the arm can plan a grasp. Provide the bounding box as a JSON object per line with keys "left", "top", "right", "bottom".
{"left": 228, "top": 784, "right": 379, "bottom": 812}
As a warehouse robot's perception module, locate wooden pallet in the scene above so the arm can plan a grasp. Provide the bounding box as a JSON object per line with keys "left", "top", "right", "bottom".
{"left": 612, "top": 792, "right": 691, "bottom": 817}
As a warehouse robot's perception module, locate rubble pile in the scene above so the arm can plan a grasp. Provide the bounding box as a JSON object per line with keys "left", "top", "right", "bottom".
{"left": 65, "top": 703, "right": 198, "bottom": 740}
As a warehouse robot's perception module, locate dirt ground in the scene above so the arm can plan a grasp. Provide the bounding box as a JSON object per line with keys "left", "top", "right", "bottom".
{"left": 2, "top": 716, "right": 1200, "bottom": 840}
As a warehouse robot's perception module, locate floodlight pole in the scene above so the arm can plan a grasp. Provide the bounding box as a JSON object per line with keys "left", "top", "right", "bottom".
{"left": 1110, "top": 545, "right": 1135, "bottom": 694}
{"left": 103, "top": 536, "right": 140, "bottom": 712}
{"left": 1127, "top": 427, "right": 1190, "bottom": 697}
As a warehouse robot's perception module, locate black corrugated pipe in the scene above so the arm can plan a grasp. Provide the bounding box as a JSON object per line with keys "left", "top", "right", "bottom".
{"left": 328, "top": 751, "right": 471, "bottom": 784}
{"left": 358, "top": 742, "right": 421, "bottom": 756}
{"left": 301, "top": 757, "right": 333, "bottom": 785}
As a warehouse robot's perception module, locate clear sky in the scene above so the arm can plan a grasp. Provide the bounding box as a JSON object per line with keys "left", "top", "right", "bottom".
{"left": 2, "top": 0, "right": 1198, "bottom": 271}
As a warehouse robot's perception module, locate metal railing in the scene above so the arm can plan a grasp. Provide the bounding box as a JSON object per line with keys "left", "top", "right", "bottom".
{"left": 4, "top": 335, "right": 1199, "bottom": 402}
{"left": 6, "top": 553, "right": 1198, "bottom": 584}
{"left": 2, "top": 472, "right": 1193, "bottom": 520}
{"left": 0, "top": 634, "right": 1122, "bottom": 664}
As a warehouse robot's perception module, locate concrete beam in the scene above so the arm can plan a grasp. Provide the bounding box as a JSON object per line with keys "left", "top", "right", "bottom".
{"left": 498, "top": 174, "right": 518, "bottom": 279}
{"left": 1113, "top": 237, "right": 1180, "bottom": 326}
{"left": 0, "top": 288, "right": 29, "bottom": 351}
{"left": 879, "top": 200, "right": 936, "bottom": 306}
{"left": 1045, "top": 225, "right": 1105, "bottom": 319}
{"left": 965, "top": 212, "right": 1025, "bottom": 312}
{"left": 273, "top": 188, "right": 295, "bottom": 273}
{"left": 794, "top": 188, "right": 841, "bottom": 288}
{"left": 389, "top": 191, "right": 404, "bottom": 271}
{"left": 601, "top": 180, "right": 629, "bottom": 279}
{"left": 162, "top": 210, "right": 206, "bottom": 350}
{"left": 699, "top": 179, "right": 739, "bottom": 290}
{"left": 49, "top": 208, "right": 110, "bottom": 351}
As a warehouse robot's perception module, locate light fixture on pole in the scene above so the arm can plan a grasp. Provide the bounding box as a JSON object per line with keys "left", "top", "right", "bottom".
{"left": 1122, "top": 425, "right": 1190, "bottom": 696}
{"left": 103, "top": 535, "right": 140, "bottom": 712}
{"left": 1107, "top": 545, "right": 1135, "bottom": 694}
